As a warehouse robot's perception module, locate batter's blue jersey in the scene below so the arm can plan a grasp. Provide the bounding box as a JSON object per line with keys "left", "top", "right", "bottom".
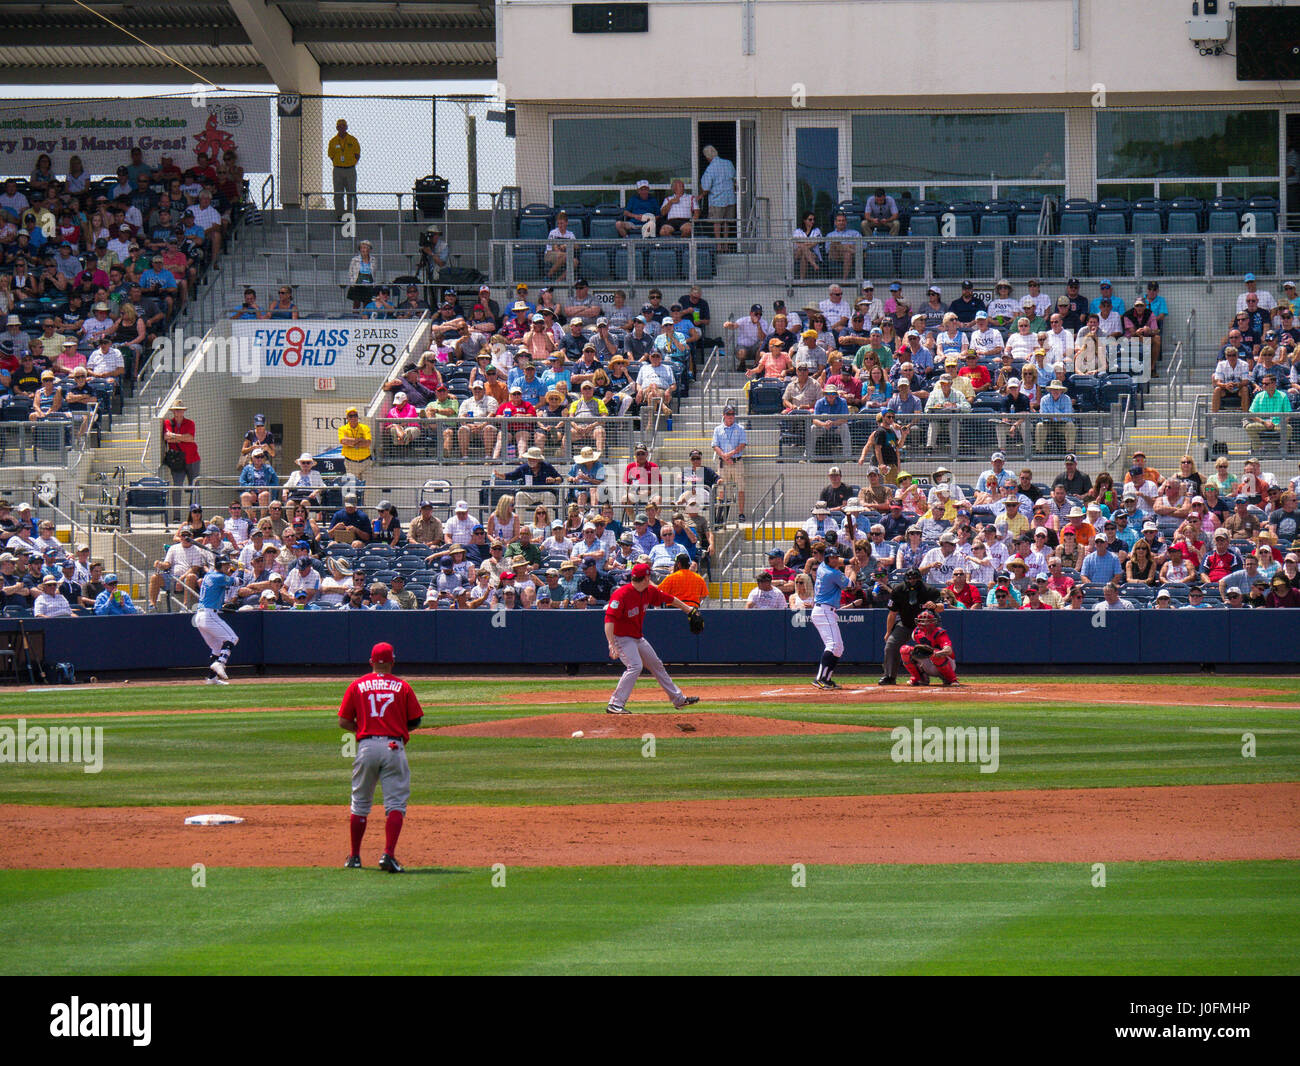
{"left": 197, "top": 571, "right": 231, "bottom": 609}
{"left": 813, "top": 562, "right": 848, "bottom": 606}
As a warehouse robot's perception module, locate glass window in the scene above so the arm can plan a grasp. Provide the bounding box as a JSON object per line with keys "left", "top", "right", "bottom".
{"left": 1097, "top": 110, "right": 1279, "bottom": 179}
{"left": 1097, "top": 182, "right": 1155, "bottom": 203}
{"left": 553, "top": 118, "right": 692, "bottom": 187}
{"left": 851, "top": 113, "right": 1065, "bottom": 185}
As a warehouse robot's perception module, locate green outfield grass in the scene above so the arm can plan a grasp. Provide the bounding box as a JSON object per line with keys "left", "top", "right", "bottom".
{"left": 0, "top": 676, "right": 1296, "bottom": 807}
{"left": 1, "top": 862, "right": 1294, "bottom": 975}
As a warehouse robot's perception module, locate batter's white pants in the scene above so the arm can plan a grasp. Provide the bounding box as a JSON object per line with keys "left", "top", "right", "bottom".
{"left": 609, "top": 635, "right": 685, "bottom": 711}
{"left": 811, "top": 604, "right": 844, "bottom": 656}
{"left": 192, "top": 609, "right": 237, "bottom": 657}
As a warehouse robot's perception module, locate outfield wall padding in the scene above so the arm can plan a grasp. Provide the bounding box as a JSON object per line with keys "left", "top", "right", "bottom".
{"left": 3, "top": 610, "right": 1297, "bottom": 673}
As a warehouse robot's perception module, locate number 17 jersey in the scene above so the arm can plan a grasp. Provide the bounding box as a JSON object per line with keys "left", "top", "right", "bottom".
{"left": 338, "top": 673, "right": 424, "bottom": 741}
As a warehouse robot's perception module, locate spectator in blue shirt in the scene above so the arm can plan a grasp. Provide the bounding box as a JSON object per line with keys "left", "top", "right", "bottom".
{"left": 139, "top": 256, "right": 179, "bottom": 311}
{"left": 1036, "top": 381, "right": 1077, "bottom": 453}
{"left": 238, "top": 448, "right": 279, "bottom": 514}
{"left": 539, "top": 352, "right": 571, "bottom": 395}
{"left": 1088, "top": 281, "right": 1126, "bottom": 317}
{"left": 1081, "top": 535, "right": 1123, "bottom": 585}
{"left": 810, "top": 384, "right": 851, "bottom": 459}
{"left": 617, "top": 179, "right": 662, "bottom": 238}
{"left": 93, "top": 573, "right": 142, "bottom": 614}
{"left": 327, "top": 495, "right": 372, "bottom": 547}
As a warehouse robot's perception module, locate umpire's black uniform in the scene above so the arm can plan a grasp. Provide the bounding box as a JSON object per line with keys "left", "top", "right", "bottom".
{"left": 880, "top": 579, "right": 944, "bottom": 682}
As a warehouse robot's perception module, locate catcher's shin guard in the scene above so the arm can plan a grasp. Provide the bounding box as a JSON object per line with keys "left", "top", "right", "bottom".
{"left": 900, "top": 644, "right": 925, "bottom": 684}
{"left": 933, "top": 657, "right": 957, "bottom": 684}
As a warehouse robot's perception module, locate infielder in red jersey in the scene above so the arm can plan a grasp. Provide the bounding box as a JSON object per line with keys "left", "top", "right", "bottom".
{"left": 900, "top": 610, "right": 959, "bottom": 686}
{"left": 338, "top": 642, "right": 424, "bottom": 872}
{"left": 603, "top": 562, "right": 701, "bottom": 714}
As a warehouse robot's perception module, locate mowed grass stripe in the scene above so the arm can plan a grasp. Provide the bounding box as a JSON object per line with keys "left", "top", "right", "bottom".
{"left": 1, "top": 704, "right": 1296, "bottom": 807}
{"left": 0, "top": 862, "right": 1294, "bottom": 976}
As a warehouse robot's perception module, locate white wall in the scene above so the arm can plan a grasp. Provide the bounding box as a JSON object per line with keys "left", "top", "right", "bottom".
{"left": 501, "top": 0, "right": 1290, "bottom": 104}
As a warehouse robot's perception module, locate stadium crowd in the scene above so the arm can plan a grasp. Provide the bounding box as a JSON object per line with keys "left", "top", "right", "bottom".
{"left": 743, "top": 452, "right": 1300, "bottom": 611}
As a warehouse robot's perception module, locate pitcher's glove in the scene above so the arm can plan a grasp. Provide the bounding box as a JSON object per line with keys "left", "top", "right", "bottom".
{"left": 687, "top": 608, "right": 705, "bottom": 634}
{"left": 910, "top": 643, "right": 933, "bottom": 661}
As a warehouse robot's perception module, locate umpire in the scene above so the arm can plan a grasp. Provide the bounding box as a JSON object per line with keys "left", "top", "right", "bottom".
{"left": 878, "top": 567, "right": 944, "bottom": 685}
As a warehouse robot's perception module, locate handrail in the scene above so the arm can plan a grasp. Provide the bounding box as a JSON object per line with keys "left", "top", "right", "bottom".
{"left": 1184, "top": 306, "right": 1198, "bottom": 368}
{"left": 1187, "top": 394, "right": 1205, "bottom": 459}
{"left": 364, "top": 312, "right": 433, "bottom": 419}
{"left": 1163, "top": 343, "right": 1185, "bottom": 435}
{"left": 1106, "top": 394, "right": 1131, "bottom": 470}
{"left": 260, "top": 174, "right": 275, "bottom": 212}
{"left": 715, "top": 472, "right": 783, "bottom": 605}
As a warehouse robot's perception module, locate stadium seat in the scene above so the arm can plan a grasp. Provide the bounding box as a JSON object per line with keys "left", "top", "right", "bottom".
{"left": 1166, "top": 211, "right": 1199, "bottom": 234}
{"left": 1207, "top": 210, "right": 1240, "bottom": 233}
{"left": 978, "top": 214, "right": 1010, "bottom": 236}
{"left": 1060, "top": 213, "right": 1090, "bottom": 235}
{"left": 898, "top": 243, "right": 926, "bottom": 278}
{"left": 518, "top": 217, "right": 549, "bottom": 240}
{"left": 589, "top": 218, "right": 619, "bottom": 241}
{"left": 1006, "top": 244, "right": 1038, "bottom": 277}
{"left": 908, "top": 215, "right": 939, "bottom": 237}
{"left": 935, "top": 246, "right": 966, "bottom": 277}
{"left": 1094, "top": 213, "right": 1127, "bottom": 235}
{"left": 1131, "top": 211, "right": 1162, "bottom": 235}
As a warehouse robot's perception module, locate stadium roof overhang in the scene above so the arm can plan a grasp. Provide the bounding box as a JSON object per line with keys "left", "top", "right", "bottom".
{"left": 0, "top": 1, "right": 497, "bottom": 87}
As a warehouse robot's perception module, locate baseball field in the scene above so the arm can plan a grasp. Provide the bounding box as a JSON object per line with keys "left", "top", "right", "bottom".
{"left": 0, "top": 673, "right": 1297, "bottom": 976}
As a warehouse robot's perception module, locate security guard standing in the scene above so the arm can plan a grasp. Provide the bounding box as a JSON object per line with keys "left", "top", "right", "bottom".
{"left": 328, "top": 118, "right": 361, "bottom": 220}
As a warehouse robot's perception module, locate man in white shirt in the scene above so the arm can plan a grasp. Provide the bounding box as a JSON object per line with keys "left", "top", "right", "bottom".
{"left": 544, "top": 211, "right": 578, "bottom": 279}
{"left": 819, "top": 285, "right": 852, "bottom": 331}
{"left": 456, "top": 381, "right": 498, "bottom": 458}
{"left": 920, "top": 533, "right": 963, "bottom": 583}
{"left": 1025, "top": 279, "right": 1053, "bottom": 319}
{"left": 107, "top": 225, "right": 133, "bottom": 263}
{"left": 284, "top": 556, "right": 321, "bottom": 602}
{"left": 87, "top": 336, "right": 125, "bottom": 382}
{"left": 745, "top": 572, "right": 787, "bottom": 608}
{"left": 1096, "top": 299, "right": 1123, "bottom": 338}
{"left": 1237, "top": 274, "right": 1276, "bottom": 312}
{"left": 969, "top": 312, "right": 1004, "bottom": 357}
{"left": 823, "top": 212, "right": 861, "bottom": 277}
{"left": 187, "top": 191, "right": 225, "bottom": 261}
{"left": 147, "top": 528, "right": 210, "bottom": 609}
{"left": 443, "top": 501, "right": 479, "bottom": 545}
{"left": 33, "top": 574, "right": 73, "bottom": 618}
{"left": 1212, "top": 346, "right": 1253, "bottom": 411}
{"left": 724, "top": 304, "right": 769, "bottom": 372}
{"left": 1042, "top": 314, "right": 1075, "bottom": 369}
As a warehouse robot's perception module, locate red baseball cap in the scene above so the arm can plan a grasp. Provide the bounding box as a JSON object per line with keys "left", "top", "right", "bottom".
{"left": 630, "top": 562, "right": 652, "bottom": 580}
{"left": 370, "top": 642, "right": 395, "bottom": 664}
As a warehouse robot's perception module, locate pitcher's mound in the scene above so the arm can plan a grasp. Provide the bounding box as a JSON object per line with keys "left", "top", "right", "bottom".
{"left": 423, "top": 712, "right": 888, "bottom": 739}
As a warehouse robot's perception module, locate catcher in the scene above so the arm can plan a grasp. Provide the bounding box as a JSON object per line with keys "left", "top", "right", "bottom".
{"left": 603, "top": 561, "right": 702, "bottom": 714}
{"left": 900, "top": 610, "right": 959, "bottom": 687}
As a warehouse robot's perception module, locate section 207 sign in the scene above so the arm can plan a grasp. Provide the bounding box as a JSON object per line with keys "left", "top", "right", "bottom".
{"left": 231, "top": 320, "right": 424, "bottom": 378}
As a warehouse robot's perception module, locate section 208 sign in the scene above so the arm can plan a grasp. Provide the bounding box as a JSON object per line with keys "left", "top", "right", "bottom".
{"left": 231, "top": 320, "right": 423, "bottom": 378}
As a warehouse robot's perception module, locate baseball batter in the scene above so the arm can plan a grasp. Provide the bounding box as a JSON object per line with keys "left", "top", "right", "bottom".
{"left": 338, "top": 642, "right": 424, "bottom": 872}
{"left": 604, "top": 561, "right": 701, "bottom": 714}
{"left": 900, "top": 610, "right": 959, "bottom": 686}
{"left": 811, "top": 551, "right": 852, "bottom": 689}
{"left": 193, "top": 556, "right": 238, "bottom": 684}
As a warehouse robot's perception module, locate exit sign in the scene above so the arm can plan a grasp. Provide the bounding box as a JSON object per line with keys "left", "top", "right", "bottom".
{"left": 314, "top": 377, "right": 337, "bottom": 391}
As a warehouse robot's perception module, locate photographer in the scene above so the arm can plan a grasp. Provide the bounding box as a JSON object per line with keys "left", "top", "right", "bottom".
{"left": 418, "top": 225, "right": 449, "bottom": 284}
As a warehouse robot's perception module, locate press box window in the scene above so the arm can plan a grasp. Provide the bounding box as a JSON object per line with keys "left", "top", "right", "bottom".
{"left": 572, "top": 4, "right": 649, "bottom": 34}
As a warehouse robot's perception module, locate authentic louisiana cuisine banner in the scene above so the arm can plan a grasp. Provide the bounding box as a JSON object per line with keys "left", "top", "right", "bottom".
{"left": 0, "top": 95, "right": 273, "bottom": 174}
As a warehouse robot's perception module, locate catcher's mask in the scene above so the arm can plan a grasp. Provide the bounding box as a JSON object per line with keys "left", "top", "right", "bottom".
{"left": 916, "top": 610, "right": 936, "bottom": 625}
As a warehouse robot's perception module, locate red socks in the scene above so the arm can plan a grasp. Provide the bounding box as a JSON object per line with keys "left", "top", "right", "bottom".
{"left": 384, "top": 810, "right": 404, "bottom": 855}
{"left": 349, "top": 813, "right": 366, "bottom": 856}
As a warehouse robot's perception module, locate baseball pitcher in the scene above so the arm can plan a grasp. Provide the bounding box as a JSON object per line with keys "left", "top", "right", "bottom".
{"left": 338, "top": 642, "right": 424, "bottom": 872}
{"left": 603, "top": 561, "right": 702, "bottom": 714}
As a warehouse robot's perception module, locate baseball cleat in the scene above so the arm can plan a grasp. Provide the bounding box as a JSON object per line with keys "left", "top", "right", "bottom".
{"left": 822, "top": 679, "right": 842, "bottom": 690}
{"left": 378, "top": 853, "right": 404, "bottom": 874}
{"left": 606, "top": 705, "right": 631, "bottom": 715}
{"left": 344, "top": 855, "right": 362, "bottom": 869}
{"left": 877, "top": 676, "right": 897, "bottom": 686}
{"left": 205, "top": 676, "right": 229, "bottom": 685}
{"left": 675, "top": 696, "right": 700, "bottom": 708}
{"left": 811, "top": 679, "right": 828, "bottom": 689}
{"left": 211, "top": 660, "right": 228, "bottom": 681}
{"left": 908, "top": 679, "right": 926, "bottom": 686}
{"left": 942, "top": 680, "right": 961, "bottom": 687}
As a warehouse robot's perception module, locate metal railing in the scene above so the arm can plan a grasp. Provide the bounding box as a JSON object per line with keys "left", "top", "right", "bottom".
{"left": 715, "top": 472, "right": 784, "bottom": 605}
{"left": 490, "top": 232, "right": 1300, "bottom": 290}
{"left": 0, "top": 419, "right": 86, "bottom": 469}
{"left": 371, "top": 414, "right": 645, "bottom": 468}
{"left": 729, "top": 409, "right": 1127, "bottom": 466}
{"left": 1163, "top": 343, "right": 1185, "bottom": 436}
{"left": 1184, "top": 306, "right": 1198, "bottom": 369}
{"left": 1196, "top": 408, "right": 1300, "bottom": 462}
